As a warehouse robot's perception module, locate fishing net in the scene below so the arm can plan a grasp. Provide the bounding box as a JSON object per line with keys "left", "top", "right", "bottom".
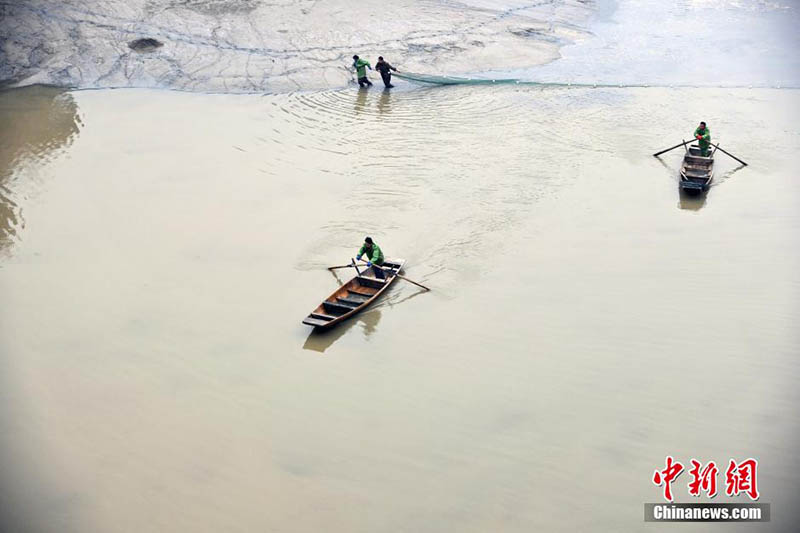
{"left": 393, "top": 72, "right": 639, "bottom": 89}
{"left": 393, "top": 72, "right": 521, "bottom": 86}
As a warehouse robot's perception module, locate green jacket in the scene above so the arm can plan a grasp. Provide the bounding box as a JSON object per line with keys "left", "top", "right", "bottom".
{"left": 357, "top": 243, "right": 384, "bottom": 264}
{"left": 694, "top": 126, "right": 711, "bottom": 147}
{"left": 353, "top": 58, "right": 371, "bottom": 78}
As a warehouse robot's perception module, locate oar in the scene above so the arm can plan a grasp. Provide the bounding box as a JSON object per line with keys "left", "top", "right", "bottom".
{"left": 710, "top": 143, "right": 748, "bottom": 166}
{"left": 327, "top": 260, "right": 365, "bottom": 277}
{"left": 327, "top": 263, "right": 356, "bottom": 270}
{"left": 357, "top": 259, "right": 430, "bottom": 291}
{"left": 653, "top": 139, "right": 693, "bottom": 157}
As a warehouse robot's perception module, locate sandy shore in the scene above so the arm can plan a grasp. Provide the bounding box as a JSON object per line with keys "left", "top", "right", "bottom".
{"left": 0, "top": 0, "right": 592, "bottom": 92}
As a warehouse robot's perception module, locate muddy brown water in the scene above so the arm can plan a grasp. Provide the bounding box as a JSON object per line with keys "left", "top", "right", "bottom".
{"left": 1, "top": 85, "right": 798, "bottom": 532}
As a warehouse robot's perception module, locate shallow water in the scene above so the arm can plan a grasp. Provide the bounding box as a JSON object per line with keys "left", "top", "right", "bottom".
{"left": 0, "top": 83, "right": 798, "bottom": 532}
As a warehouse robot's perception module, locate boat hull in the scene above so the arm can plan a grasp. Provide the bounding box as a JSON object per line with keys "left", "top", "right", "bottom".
{"left": 302, "top": 259, "right": 406, "bottom": 330}
{"left": 679, "top": 145, "right": 714, "bottom": 195}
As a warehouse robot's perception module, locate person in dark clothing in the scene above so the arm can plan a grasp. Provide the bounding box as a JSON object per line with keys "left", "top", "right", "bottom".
{"left": 375, "top": 56, "right": 398, "bottom": 88}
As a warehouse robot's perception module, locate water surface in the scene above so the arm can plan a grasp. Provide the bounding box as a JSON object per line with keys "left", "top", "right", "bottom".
{"left": 1, "top": 84, "right": 798, "bottom": 531}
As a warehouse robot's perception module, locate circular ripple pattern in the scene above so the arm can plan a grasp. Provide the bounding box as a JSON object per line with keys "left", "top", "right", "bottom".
{"left": 253, "top": 84, "right": 621, "bottom": 290}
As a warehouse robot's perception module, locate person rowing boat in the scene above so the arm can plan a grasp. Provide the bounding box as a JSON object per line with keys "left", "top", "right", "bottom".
{"left": 355, "top": 236, "right": 385, "bottom": 279}
{"left": 694, "top": 121, "right": 711, "bottom": 156}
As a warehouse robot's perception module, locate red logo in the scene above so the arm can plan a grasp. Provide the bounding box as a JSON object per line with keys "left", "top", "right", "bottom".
{"left": 652, "top": 456, "right": 684, "bottom": 502}
{"left": 725, "top": 458, "right": 760, "bottom": 500}
{"left": 653, "top": 457, "right": 759, "bottom": 501}
{"left": 688, "top": 459, "right": 719, "bottom": 498}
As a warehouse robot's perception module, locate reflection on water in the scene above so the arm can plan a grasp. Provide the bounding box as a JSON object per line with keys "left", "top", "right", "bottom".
{"left": 0, "top": 86, "right": 81, "bottom": 253}
{"left": 678, "top": 190, "right": 707, "bottom": 211}
{"left": 354, "top": 88, "right": 369, "bottom": 114}
{"left": 327, "top": 267, "right": 348, "bottom": 286}
{"left": 379, "top": 285, "right": 429, "bottom": 310}
{"left": 302, "top": 308, "right": 382, "bottom": 353}
{"left": 377, "top": 89, "right": 392, "bottom": 115}
{"left": 0, "top": 85, "right": 82, "bottom": 532}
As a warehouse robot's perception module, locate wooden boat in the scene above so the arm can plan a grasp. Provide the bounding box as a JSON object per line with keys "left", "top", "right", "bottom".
{"left": 302, "top": 259, "right": 406, "bottom": 329}
{"left": 679, "top": 144, "right": 714, "bottom": 194}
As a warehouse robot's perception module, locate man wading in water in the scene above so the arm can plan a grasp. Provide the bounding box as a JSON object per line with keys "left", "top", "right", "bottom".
{"left": 375, "top": 56, "right": 398, "bottom": 88}
{"left": 352, "top": 55, "right": 373, "bottom": 88}
{"left": 694, "top": 121, "right": 711, "bottom": 156}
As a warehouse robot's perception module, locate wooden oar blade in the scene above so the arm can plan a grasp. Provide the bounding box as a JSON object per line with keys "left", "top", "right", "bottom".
{"left": 711, "top": 143, "right": 748, "bottom": 166}
{"left": 653, "top": 139, "right": 692, "bottom": 157}
{"left": 397, "top": 274, "right": 430, "bottom": 291}
{"left": 327, "top": 264, "right": 356, "bottom": 270}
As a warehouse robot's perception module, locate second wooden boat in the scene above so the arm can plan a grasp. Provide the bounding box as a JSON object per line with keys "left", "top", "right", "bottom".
{"left": 680, "top": 144, "right": 714, "bottom": 194}
{"left": 302, "top": 259, "right": 406, "bottom": 329}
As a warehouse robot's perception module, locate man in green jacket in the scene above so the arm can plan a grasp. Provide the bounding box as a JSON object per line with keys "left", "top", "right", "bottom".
{"left": 352, "top": 55, "right": 373, "bottom": 88}
{"left": 694, "top": 121, "right": 711, "bottom": 156}
{"left": 356, "top": 236, "right": 385, "bottom": 279}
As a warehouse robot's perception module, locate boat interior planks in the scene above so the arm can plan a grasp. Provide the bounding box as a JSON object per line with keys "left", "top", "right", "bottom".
{"left": 679, "top": 144, "right": 714, "bottom": 194}
{"left": 302, "top": 259, "right": 406, "bottom": 329}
